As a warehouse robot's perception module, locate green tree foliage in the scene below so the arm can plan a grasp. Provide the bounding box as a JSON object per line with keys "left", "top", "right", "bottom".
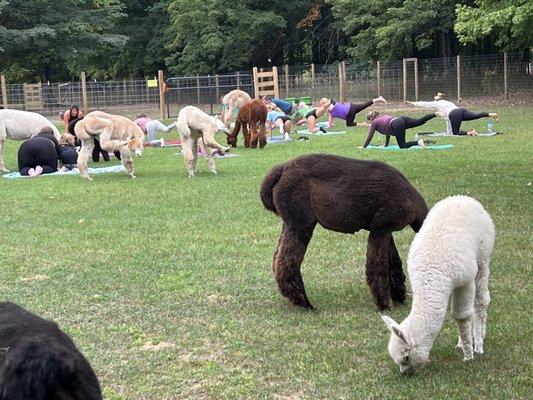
{"left": 329, "top": 0, "right": 460, "bottom": 61}
{"left": 455, "top": 0, "right": 533, "bottom": 51}
{"left": 0, "top": 0, "right": 127, "bottom": 82}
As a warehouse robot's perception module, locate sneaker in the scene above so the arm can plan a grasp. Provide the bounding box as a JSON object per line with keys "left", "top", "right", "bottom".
{"left": 417, "top": 139, "right": 427, "bottom": 148}
{"left": 375, "top": 96, "right": 387, "bottom": 103}
{"left": 160, "top": 138, "right": 165, "bottom": 147}
{"left": 28, "top": 168, "right": 35, "bottom": 176}
{"left": 319, "top": 126, "right": 327, "bottom": 134}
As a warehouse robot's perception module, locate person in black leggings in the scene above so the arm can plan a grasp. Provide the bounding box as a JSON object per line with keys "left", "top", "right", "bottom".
{"left": 18, "top": 127, "right": 61, "bottom": 176}
{"left": 68, "top": 117, "right": 120, "bottom": 161}
{"left": 362, "top": 111, "right": 437, "bottom": 149}
{"left": 447, "top": 108, "right": 499, "bottom": 136}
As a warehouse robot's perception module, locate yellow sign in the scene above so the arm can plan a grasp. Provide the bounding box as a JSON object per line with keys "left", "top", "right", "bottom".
{"left": 147, "top": 79, "right": 158, "bottom": 88}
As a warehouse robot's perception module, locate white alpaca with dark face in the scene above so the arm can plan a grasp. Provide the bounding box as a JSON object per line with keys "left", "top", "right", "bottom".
{"left": 382, "top": 195, "right": 494, "bottom": 376}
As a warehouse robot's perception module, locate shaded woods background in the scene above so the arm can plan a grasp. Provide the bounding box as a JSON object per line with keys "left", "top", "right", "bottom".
{"left": 0, "top": 0, "right": 531, "bottom": 83}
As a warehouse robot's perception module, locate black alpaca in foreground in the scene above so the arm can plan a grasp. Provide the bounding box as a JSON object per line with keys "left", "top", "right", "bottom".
{"left": 0, "top": 302, "right": 102, "bottom": 400}
{"left": 260, "top": 154, "right": 429, "bottom": 311}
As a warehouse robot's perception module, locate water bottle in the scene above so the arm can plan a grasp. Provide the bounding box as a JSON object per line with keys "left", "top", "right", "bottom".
{"left": 487, "top": 120, "right": 494, "bottom": 133}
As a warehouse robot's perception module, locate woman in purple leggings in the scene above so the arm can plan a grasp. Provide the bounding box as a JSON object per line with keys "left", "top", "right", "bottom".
{"left": 362, "top": 111, "right": 440, "bottom": 149}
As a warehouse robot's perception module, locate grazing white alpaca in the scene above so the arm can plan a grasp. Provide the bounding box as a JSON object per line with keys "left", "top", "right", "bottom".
{"left": 177, "top": 106, "right": 229, "bottom": 177}
{"left": 0, "top": 109, "right": 61, "bottom": 172}
{"left": 382, "top": 195, "right": 494, "bottom": 376}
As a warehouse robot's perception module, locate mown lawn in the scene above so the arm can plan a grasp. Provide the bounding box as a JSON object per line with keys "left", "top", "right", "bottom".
{"left": 0, "top": 105, "right": 531, "bottom": 399}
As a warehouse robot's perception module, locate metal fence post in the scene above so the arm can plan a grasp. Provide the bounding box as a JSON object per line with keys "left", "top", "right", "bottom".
{"left": 215, "top": 74, "right": 219, "bottom": 104}
{"left": 236, "top": 71, "right": 241, "bottom": 90}
{"left": 208, "top": 75, "right": 213, "bottom": 115}
{"left": 284, "top": 64, "right": 289, "bottom": 98}
{"left": 456, "top": 55, "right": 461, "bottom": 101}
{"left": 402, "top": 58, "right": 407, "bottom": 103}
{"left": 311, "top": 63, "right": 315, "bottom": 90}
{"left": 414, "top": 58, "right": 419, "bottom": 101}
{"left": 80, "top": 72, "right": 88, "bottom": 114}
{"left": 1, "top": 75, "right": 7, "bottom": 108}
{"left": 158, "top": 70, "right": 165, "bottom": 119}
{"left": 504, "top": 52, "right": 509, "bottom": 99}
{"left": 197, "top": 74, "right": 201, "bottom": 104}
{"left": 376, "top": 60, "right": 381, "bottom": 97}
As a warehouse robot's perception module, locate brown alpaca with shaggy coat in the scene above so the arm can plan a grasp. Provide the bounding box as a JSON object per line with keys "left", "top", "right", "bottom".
{"left": 260, "top": 154, "right": 428, "bottom": 311}
{"left": 226, "top": 99, "right": 267, "bottom": 148}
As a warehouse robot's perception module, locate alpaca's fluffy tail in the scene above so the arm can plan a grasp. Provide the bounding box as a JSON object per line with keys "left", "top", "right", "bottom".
{"left": 0, "top": 335, "right": 101, "bottom": 400}
{"left": 260, "top": 163, "right": 285, "bottom": 214}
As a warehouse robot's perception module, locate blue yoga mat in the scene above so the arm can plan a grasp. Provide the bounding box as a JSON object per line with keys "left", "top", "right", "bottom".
{"left": 297, "top": 130, "right": 346, "bottom": 135}
{"left": 365, "top": 144, "right": 455, "bottom": 151}
{"left": 267, "top": 136, "right": 292, "bottom": 144}
{"left": 2, "top": 164, "right": 125, "bottom": 179}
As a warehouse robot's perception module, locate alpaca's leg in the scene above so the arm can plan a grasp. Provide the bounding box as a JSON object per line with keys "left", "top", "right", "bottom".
{"left": 243, "top": 124, "right": 250, "bottom": 148}
{"left": 250, "top": 123, "right": 258, "bottom": 148}
{"left": 452, "top": 282, "right": 475, "bottom": 361}
{"left": 119, "top": 146, "right": 135, "bottom": 178}
{"left": 388, "top": 235, "right": 406, "bottom": 304}
{"left": 366, "top": 230, "right": 392, "bottom": 311}
{"left": 259, "top": 124, "right": 267, "bottom": 148}
{"left": 203, "top": 142, "right": 217, "bottom": 174}
{"left": 77, "top": 137, "right": 95, "bottom": 180}
{"left": 473, "top": 258, "right": 491, "bottom": 354}
{"left": 191, "top": 139, "right": 199, "bottom": 174}
{"left": 273, "top": 223, "right": 316, "bottom": 309}
{"left": 0, "top": 138, "right": 8, "bottom": 172}
{"left": 182, "top": 139, "right": 195, "bottom": 177}
{"left": 0, "top": 122, "right": 8, "bottom": 172}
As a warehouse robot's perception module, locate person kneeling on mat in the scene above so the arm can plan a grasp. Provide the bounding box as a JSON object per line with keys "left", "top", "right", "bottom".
{"left": 362, "top": 111, "right": 439, "bottom": 149}
{"left": 135, "top": 113, "right": 176, "bottom": 146}
{"left": 266, "top": 109, "right": 293, "bottom": 141}
{"left": 17, "top": 127, "right": 62, "bottom": 176}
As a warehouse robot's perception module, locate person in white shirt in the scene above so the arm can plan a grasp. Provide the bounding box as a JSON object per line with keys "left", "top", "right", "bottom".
{"left": 408, "top": 93, "right": 499, "bottom": 136}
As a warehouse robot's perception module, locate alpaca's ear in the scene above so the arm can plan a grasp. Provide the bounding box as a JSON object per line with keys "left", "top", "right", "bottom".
{"left": 381, "top": 315, "right": 410, "bottom": 346}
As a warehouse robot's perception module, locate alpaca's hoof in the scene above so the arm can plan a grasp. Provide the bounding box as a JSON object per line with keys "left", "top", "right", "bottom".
{"left": 463, "top": 355, "right": 474, "bottom": 362}
{"left": 211, "top": 170, "right": 217, "bottom": 175}
{"left": 0, "top": 168, "right": 10, "bottom": 173}
{"left": 474, "top": 347, "right": 484, "bottom": 355}
{"left": 129, "top": 174, "right": 136, "bottom": 179}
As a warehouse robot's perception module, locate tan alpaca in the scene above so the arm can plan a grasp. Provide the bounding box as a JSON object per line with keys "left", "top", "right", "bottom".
{"left": 177, "top": 106, "right": 229, "bottom": 177}
{"left": 74, "top": 111, "right": 144, "bottom": 180}
{"left": 221, "top": 90, "right": 252, "bottom": 126}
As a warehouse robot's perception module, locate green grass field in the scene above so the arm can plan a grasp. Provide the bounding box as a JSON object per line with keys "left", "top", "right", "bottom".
{"left": 0, "top": 106, "right": 531, "bottom": 399}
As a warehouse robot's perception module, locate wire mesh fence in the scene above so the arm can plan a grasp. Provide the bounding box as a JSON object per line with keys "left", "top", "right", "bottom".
{"left": 0, "top": 53, "right": 530, "bottom": 118}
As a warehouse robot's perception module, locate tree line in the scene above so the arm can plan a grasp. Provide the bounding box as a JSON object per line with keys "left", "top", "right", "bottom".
{"left": 0, "top": 0, "right": 531, "bottom": 83}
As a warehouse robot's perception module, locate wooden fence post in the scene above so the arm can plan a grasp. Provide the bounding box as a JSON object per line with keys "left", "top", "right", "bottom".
{"left": 402, "top": 58, "right": 407, "bottom": 103}
{"left": 503, "top": 52, "right": 509, "bottom": 100}
{"left": 253, "top": 67, "right": 259, "bottom": 99}
{"left": 1, "top": 75, "right": 7, "bottom": 108}
{"left": 80, "top": 72, "right": 88, "bottom": 114}
{"left": 236, "top": 71, "right": 241, "bottom": 90}
{"left": 376, "top": 60, "right": 381, "bottom": 97}
{"left": 284, "top": 64, "right": 289, "bottom": 98}
{"left": 272, "top": 66, "right": 280, "bottom": 99}
{"left": 158, "top": 70, "right": 165, "bottom": 119}
{"left": 456, "top": 55, "right": 461, "bottom": 101}
{"left": 339, "top": 61, "right": 346, "bottom": 103}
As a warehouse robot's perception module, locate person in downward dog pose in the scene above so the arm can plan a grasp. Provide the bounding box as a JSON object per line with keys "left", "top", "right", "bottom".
{"left": 266, "top": 109, "right": 293, "bottom": 141}
{"left": 221, "top": 89, "right": 252, "bottom": 126}
{"left": 135, "top": 113, "right": 176, "bottom": 146}
{"left": 362, "top": 111, "right": 438, "bottom": 149}
{"left": 262, "top": 96, "right": 296, "bottom": 115}
{"left": 408, "top": 92, "right": 499, "bottom": 136}
{"left": 320, "top": 96, "right": 387, "bottom": 127}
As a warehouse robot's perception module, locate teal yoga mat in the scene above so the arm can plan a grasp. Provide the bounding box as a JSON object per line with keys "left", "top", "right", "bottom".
{"left": 175, "top": 152, "right": 241, "bottom": 158}
{"left": 297, "top": 130, "right": 346, "bottom": 135}
{"left": 365, "top": 144, "right": 455, "bottom": 151}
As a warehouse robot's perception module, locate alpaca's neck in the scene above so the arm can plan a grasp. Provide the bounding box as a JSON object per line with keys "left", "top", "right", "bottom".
{"left": 405, "top": 280, "right": 452, "bottom": 349}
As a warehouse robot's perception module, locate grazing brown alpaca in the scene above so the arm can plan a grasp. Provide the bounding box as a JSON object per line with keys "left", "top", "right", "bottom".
{"left": 226, "top": 99, "right": 268, "bottom": 148}
{"left": 260, "top": 154, "right": 428, "bottom": 311}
